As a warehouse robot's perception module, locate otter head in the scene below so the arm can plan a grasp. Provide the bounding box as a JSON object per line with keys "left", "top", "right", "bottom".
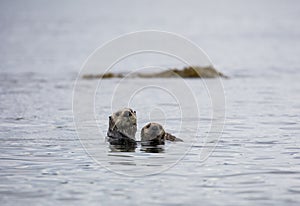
{"left": 141, "top": 122, "right": 165, "bottom": 146}
{"left": 109, "top": 108, "right": 137, "bottom": 140}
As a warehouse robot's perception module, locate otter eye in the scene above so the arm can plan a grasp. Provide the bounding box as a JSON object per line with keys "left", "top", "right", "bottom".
{"left": 146, "top": 123, "right": 151, "bottom": 128}
{"left": 128, "top": 112, "right": 132, "bottom": 117}
{"left": 116, "top": 112, "right": 120, "bottom": 116}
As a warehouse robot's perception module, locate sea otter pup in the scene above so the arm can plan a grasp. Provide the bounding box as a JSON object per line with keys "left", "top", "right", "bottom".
{"left": 140, "top": 122, "right": 183, "bottom": 146}
{"left": 107, "top": 108, "right": 137, "bottom": 147}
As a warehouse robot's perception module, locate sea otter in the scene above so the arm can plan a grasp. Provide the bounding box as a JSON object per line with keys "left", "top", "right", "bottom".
{"left": 107, "top": 108, "right": 137, "bottom": 147}
{"left": 140, "top": 122, "right": 183, "bottom": 146}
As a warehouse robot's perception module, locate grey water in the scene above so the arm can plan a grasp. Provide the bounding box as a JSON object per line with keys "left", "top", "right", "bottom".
{"left": 1, "top": 0, "right": 300, "bottom": 205}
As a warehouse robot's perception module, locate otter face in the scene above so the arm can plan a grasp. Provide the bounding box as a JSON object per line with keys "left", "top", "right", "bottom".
{"left": 141, "top": 122, "right": 165, "bottom": 145}
{"left": 110, "top": 108, "right": 137, "bottom": 140}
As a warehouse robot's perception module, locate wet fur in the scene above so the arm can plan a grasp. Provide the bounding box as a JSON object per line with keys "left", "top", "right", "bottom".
{"left": 107, "top": 109, "right": 137, "bottom": 147}
{"left": 141, "top": 122, "right": 183, "bottom": 146}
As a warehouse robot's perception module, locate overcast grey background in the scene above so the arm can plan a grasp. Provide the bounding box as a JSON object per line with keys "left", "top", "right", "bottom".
{"left": 0, "top": 0, "right": 299, "bottom": 77}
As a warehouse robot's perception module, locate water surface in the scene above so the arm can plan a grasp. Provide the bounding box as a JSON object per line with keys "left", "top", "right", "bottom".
{"left": 1, "top": 0, "right": 300, "bottom": 205}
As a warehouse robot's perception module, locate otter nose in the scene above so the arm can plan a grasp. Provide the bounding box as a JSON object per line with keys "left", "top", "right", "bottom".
{"left": 152, "top": 125, "right": 158, "bottom": 130}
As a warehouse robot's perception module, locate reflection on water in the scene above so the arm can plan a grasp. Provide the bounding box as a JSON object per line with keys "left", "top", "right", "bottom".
{"left": 140, "top": 145, "right": 165, "bottom": 153}
{"left": 109, "top": 144, "right": 136, "bottom": 153}
{"left": 109, "top": 142, "right": 165, "bottom": 153}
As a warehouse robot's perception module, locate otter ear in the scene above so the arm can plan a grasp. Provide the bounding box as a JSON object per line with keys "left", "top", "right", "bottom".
{"left": 108, "top": 116, "right": 112, "bottom": 127}
{"left": 108, "top": 116, "right": 116, "bottom": 130}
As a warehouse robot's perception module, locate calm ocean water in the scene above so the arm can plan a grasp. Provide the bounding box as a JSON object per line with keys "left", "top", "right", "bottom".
{"left": 1, "top": 0, "right": 300, "bottom": 205}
